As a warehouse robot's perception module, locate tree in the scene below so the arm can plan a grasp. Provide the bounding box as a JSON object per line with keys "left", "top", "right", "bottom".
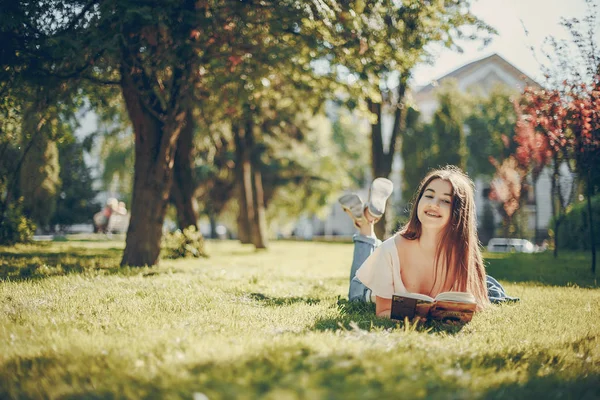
{"left": 479, "top": 199, "right": 496, "bottom": 246}
{"left": 0, "top": 12, "right": 82, "bottom": 236}
{"left": 261, "top": 112, "right": 350, "bottom": 233}
{"left": 465, "top": 85, "right": 518, "bottom": 178}
{"left": 192, "top": 115, "right": 236, "bottom": 239}
{"left": 430, "top": 81, "right": 467, "bottom": 170}
{"left": 50, "top": 135, "right": 99, "bottom": 230}
{"left": 537, "top": 0, "right": 599, "bottom": 272}
{"left": 170, "top": 110, "right": 199, "bottom": 231}
{"left": 209, "top": 3, "right": 343, "bottom": 248}
{"left": 489, "top": 156, "right": 525, "bottom": 239}
{"left": 19, "top": 98, "right": 63, "bottom": 231}
{"left": 2, "top": 1, "right": 234, "bottom": 263}
{"left": 512, "top": 101, "right": 553, "bottom": 243}
{"left": 99, "top": 129, "right": 134, "bottom": 206}
{"left": 112, "top": 0, "right": 205, "bottom": 266}
{"left": 331, "top": 110, "right": 370, "bottom": 189}
{"left": 519, "top": 88, "right": 573, "bottom": 257}
{"left": 400, "top": 107, "right": 433, "bottom": 207}
{"left": 0, "top": 90, "right": 36, "bottom": 244}
{"left": 567, "top": 83, "right": 599, "bottom": 273}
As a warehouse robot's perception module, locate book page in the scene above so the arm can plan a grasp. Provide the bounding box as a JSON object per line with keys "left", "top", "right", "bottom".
{"left": 434, "top": 292, "right": 476, "bottom": 304}
{"left": 395, "top": 292, "right": 435, "bottom": 302}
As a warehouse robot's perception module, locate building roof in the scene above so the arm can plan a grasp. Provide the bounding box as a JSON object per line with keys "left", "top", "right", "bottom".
{"left": 414, "top": 53, "right": 542, "bottom": 97}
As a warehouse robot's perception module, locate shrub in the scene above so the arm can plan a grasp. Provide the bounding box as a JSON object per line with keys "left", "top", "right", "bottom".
{"left": 0, "top": 200, "right": 36, "bottom": 245}
{"left": 550, "top": 194, "right": 600, "bottom": 251}
{"left": 161, "top": 226, "right": 208, "bottom": 259}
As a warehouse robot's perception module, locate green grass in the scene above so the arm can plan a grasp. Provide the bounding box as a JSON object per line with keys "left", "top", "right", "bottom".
{"left": 0, "top": 238, "right": 599, "bottom": 399}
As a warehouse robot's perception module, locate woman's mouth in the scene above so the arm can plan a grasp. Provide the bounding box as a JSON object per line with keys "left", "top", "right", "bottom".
{"left": 425, "top": 211, "right": 441, "bottom": 218}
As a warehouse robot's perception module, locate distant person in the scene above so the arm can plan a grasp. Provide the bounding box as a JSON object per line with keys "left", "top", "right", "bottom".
{"left": 339, "top": 166, "right": 517, "bottom": 319}
{"left": 93, "top": 198, "right": 118, "bottom": 233}
{"left": 117, "top": 201, "right": 127, "bottom": 216}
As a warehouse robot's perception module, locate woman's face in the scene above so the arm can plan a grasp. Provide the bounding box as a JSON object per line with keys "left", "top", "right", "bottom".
{"left": 417, "top": 178, "right": 453, "bottom": 230}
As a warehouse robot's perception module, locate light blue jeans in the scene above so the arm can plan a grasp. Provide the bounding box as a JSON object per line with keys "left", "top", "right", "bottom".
{"left": 347, "top": 235, "right": 518, "bottom": 303}
{"left": 348, "top": 234, "right": 381, "bottom": 302}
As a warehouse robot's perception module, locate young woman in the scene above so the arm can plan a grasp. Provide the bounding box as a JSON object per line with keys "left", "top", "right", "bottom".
{"left": 341, "top": 166, "right": 514, "bottom": 319}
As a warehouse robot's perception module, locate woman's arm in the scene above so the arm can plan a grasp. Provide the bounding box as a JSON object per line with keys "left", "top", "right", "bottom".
{"left": 375, "top": 296, "right": 392, "bottom": 318}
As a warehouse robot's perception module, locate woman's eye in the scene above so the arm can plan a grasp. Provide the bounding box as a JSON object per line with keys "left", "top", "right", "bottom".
{"left": 425, "top": 195, "right": 433, "bottom": 199}
{"left": 443, "top": 199, "right": 451, "bottom": 204}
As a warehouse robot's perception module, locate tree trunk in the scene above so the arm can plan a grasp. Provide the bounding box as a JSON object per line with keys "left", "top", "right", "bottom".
{"left": 233, "top": 122, "right": 253, "bottom": 244}
{"left": 209, "top": 212, "right": 217, "bottom": 239}
{"left": 369, "top": 76, "right": 408, "bottom": 239}
{"left": 532, "top": 178, "right": 539, "bottom": 244}
{"left": 171, "top": 110, "right": 198, "bottom": 230}
{"left": 587, "top": 169, "right": 596, "bottom": 273}
{"left": 251, "top": 168, "right": 268, "bottom": 249}
{"left": 554, "top": 217, "right": 561, "bottom": 257}
{"left": 119, "top": 68, "right": 185, "bottom": 267}
{"left": 118, "top": 0, "right": 196, "bottom": 266}
{"left": 551, "top": 157, "right": 559, "bottom": 258}
{"left": 369, "top": 100, "right": 390, "bottom": 239}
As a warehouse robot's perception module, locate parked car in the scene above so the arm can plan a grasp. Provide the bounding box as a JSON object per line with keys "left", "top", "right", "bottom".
{"left": 487, "top": 238, "right": 536, "bottom": 253}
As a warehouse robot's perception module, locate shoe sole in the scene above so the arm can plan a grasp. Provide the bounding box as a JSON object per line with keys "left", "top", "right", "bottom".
{"left": 338, "top": 193, "right": 364, "bottom": 228}
{"left": 367, "top": 178, "right": 393, "bottom": 218}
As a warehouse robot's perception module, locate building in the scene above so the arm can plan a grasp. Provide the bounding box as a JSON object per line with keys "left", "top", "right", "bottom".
{"left": 413, "top": 53, "right": 540, "bottom": 121}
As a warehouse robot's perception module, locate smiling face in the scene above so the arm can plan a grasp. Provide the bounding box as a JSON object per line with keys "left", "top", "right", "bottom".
{"left": 417, "top": 178, "right": 453, "bottom": 231}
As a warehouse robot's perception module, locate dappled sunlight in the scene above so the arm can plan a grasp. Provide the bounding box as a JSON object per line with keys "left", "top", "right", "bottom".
{"left": 1, "top": 239, "right": 599, "bottom": 398}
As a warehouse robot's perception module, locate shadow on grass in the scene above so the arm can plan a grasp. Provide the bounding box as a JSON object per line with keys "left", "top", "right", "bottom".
{"left": 485, "top": 251, "right": 598, "bottom": 288}
{"left": 0, "top": 338, "right": 597, "bottom": 400}
{"left": 482, "top": 375, "right": 598, "bottom": 400}
{"left": 247, "top": 292, "right": 322, "bottom": 306}
{"left": 0, "top": 247, "right": 160, "bottom": 282}
{"left": 310, "top": 299, "right": 467, "bottom": 334}
{"left": 458, "top": 333, "right": 600, "bottom": 400}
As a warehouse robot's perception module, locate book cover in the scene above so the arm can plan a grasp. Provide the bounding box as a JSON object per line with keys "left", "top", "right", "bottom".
{"left": 390, "top": 292, "right": 476, "bottom": 323}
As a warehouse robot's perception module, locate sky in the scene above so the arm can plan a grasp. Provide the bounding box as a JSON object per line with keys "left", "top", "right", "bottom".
{"left": 411, "top": 0, "right": 597, "bottom": 87}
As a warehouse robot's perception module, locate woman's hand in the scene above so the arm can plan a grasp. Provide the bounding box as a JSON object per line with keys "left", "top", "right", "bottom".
{"left": 375, "top": 296, "right": 392, "bottom": 318}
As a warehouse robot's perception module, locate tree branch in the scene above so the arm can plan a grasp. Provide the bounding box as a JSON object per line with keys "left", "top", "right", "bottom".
{"left": 80, "top": 75, "right": 120, "bottom": 86}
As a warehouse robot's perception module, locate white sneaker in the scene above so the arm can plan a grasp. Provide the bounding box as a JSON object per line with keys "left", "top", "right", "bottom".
{"left": 365, "top": 288, "right": 375, "bottom": 303}
{"left": 367, "top": 178, "right": 393, "bottom": 218}
{"left": 338, "top": 193, "right": 364, "bottom": 228}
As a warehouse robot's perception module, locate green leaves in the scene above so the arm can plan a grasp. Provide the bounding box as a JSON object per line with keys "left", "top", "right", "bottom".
{"left": 466, "top": 85, "right": 518, "bottom": 178}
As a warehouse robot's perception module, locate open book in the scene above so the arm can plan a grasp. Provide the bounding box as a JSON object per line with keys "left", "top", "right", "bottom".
{"left": 390, "top": 292, "right": 477, "bottom": 323}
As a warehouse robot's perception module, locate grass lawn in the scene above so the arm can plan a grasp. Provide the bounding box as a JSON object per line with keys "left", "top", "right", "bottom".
{"left": 0, "top": 238, "right": 598, "bottom": 399}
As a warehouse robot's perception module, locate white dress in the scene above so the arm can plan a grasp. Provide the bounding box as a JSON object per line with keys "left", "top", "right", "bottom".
{"left": 355, "top": 235, "right": 408, "bottom": 299}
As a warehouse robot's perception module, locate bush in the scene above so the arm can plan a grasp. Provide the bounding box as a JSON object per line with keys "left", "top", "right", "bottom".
{"left": 161, "top": 226, "right": 208, "bottom": 259}
{"left": 0, "top": 200, "right": 36, "bottom": 245}
{"left": 550, "top": 194, "right": 600, "bottom": 251}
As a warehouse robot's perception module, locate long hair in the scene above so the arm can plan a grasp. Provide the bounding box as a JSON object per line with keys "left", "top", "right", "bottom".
{"left": 400, "top": 166, "right": 490, "bottom": 310}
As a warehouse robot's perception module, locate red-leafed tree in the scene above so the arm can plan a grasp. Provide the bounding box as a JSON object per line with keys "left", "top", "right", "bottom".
{"left": 518, "top": 88, "right": 574, "bottom": 258}
{"left": 567, "top": 81, "right": 600, "bottom": 272}
{"left": 512, "top": 99, "right": 553, "bottom": 243}
{"left": 488, "top": 156, "right": 526, "bottom": 239}
{"left": 515, "top": 0, "right": 599, "bottom": 272}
